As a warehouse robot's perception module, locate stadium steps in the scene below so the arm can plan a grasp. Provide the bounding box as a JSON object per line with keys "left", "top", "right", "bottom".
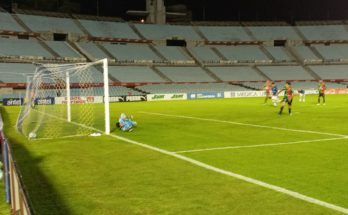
{"left": 192, "top": 26, "right": 208, "bottom": 41}
{"left": 183, "top": 47, "right": 222, "bottom": 82}
{"left": 238, "top": 83, "right": 258, "bottom": 90}
{"left": 149, "top": 45, "right": 168, "bottom": 61}
{"left": 68, "top": 41, "right": 94, "bottom": 61}
{"left": 286, "top": 46, "right": 305, "bottom": 64}
{"left": 286, "top": 47, "right": 321, "bottom": 80}
{"left": 308, "top": 46, "right": 325, "bottom": 61}
{"left": 259, "top": 46, "right": 275, "bottom": 61}
{"left": 302, "top": 65, "right": 321, "bottom": 80}
{"left": 37, "top": 39, "right": 60, "bottom": 57}
{"left": 252, "top": 66, "right": 272, "bottom": 80}
{"left": 211, "top": 47, "right": 228, "bottom": 61}
{"left": 72, "top": 19, "right": 92, "bottom": 36}
{"left": 95, "top": 43, "right": 117, "bottom": 60}
{"left": 128, "top": 23, "right": 147, "bottom": 40}
{"left": 11, "top": 13, "right": 32, "bottom": 32}
{"left": 151, "top": 66, "right": 173, "bottom": 82}
{"left": 292, "top": 26, "right": 308, "bottom": 40}
{"left": 243, "top": 26, "right": 258, "bottom": 41}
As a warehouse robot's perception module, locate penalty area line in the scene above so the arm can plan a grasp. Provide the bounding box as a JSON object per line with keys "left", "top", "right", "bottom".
{"left": 174, "top": 137, "right": 348, "bottom": 154}
{"left": 138, "top": 111, "right": 348, "bottom": 138}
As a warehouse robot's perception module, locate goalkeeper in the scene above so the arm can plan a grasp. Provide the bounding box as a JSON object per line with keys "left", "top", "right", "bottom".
{"left": 117, "top": 113, "right": 137, "bottom": 132}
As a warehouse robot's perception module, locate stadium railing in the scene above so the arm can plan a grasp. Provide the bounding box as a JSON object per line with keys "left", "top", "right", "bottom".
{"left": 0, "top": 112, "right": 33, "bottom": 215}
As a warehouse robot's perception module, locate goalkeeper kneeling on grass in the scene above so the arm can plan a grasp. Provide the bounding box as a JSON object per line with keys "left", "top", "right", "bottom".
{"left": 117, "top": 113, "right": 137, "bottom": 132}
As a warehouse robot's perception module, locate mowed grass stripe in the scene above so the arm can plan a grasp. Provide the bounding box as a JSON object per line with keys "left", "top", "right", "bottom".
{"left": 138, "top": 111, "right": 348, "bottom": 138}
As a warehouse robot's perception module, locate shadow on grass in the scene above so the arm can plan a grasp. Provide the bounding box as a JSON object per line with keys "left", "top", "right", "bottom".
{"left": 1, "top": 107, "right": 72, "bottom": 215}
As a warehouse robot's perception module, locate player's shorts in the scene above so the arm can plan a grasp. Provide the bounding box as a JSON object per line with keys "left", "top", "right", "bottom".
{"left": 281, "top": 97, "right": 293, "bottom": 105}
{"left": 319, "top": 92, "right": 325, "bottom": 97}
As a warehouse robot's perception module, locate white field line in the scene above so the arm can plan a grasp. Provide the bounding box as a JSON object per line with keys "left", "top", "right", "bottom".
{"left": 139, "top": 111, "right": 348, "bottom": 138}
{"left": 27, "top": 110, "right": 348, "bottom": 214}
{"left": 174, "top": 137, "right": 348, "bottom": 154}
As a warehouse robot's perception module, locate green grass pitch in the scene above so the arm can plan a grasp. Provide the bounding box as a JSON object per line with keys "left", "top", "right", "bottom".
{"left": 1, "top": 94, "right": 348, "bottom": 215}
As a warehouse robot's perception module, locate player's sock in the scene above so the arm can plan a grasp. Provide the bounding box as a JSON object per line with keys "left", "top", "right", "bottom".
{"left": 279, "top": 106, "right": 284, "bottom": 115}
{"left": 289, "top": 108, "right": 292, "bottom": 115}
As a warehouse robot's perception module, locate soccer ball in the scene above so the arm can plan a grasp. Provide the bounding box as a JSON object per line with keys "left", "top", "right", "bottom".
{"left": 29, "top": 132, "right": 37, "bottom": 139}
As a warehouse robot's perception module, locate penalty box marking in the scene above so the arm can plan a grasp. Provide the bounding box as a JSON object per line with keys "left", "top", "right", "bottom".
{"left": 174, "top": 137, "right": 348, "bottom": 154}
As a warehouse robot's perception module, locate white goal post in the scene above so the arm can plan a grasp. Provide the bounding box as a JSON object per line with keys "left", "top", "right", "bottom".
{"left": 16, "top": 58, "right": 110, "bottom": 139}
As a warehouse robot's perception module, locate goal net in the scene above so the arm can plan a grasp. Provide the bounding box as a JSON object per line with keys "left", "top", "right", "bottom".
{"left": 16, "top": 59, "right": 110, "bottom": 140}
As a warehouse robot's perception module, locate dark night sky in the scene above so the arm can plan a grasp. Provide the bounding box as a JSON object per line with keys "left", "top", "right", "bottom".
{"left": 78, "top": 0, "right": 348, "bottom": 22}
{"left": 2, "top": 0, "right": 348, "bottom": 22}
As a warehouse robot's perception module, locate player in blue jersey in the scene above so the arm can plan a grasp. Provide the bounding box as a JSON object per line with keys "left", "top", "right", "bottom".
{"left": 298, "top": 89, "right": 305, "bottom": 102}
{"left": 271, "top": 82, "right": 279, "bottom": 106}
{"left": 117, "top": 113, "right": 137, "bottom": 132}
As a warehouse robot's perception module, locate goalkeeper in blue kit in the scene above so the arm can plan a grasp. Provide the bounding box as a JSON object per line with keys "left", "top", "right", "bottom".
{"left": 117, "top": 113, "right": 137, "bottom": 132}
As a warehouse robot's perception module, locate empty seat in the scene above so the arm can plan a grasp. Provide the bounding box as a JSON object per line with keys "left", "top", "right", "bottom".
{"left": 155, "top": 46, "right": 192, "bottom": 61}
{"left": 198, "top": 26, "right": 251, "bottom": 41}
{"left": 265, "top": 47, "right": 294, "bottom": 61}
{"left": 258, "top": 66, "right": 313, "bottom": 81}
{"left": 188, "top": 47, "right": 221, "bottom": 62}
{"left": 79, "top": 19, "right": 139, "bottom": 39}
{"left": 76, "top": 42, "right": 110, "bottom": 60}
{"left": 108, "top": 66, "right": 165, "bottom": 82}
{"left": 0, "top": 12, "right": 25, "bottom": 32}
{"left": 216, "top": 46, "right": 270, "bottom": 62}
{"left": 297, "top": 25, "right": 348, "bottom": 40}
{"left": 156, "top": 67, "right": 214, "bottom": 82}
{"left": 45, "top": 41, "right": 83, "bottom": 58}
{"left": 208, "top": 66, "right": 265, "bottom": 81}
{"left": 103, "top": 44, "right": 160, "bottom": 61}
{"left": 134, "top": 24, "right": 201, "bottom": 40}
{"left": 17, "top": 14, "right": 83, "bottom": 34}
{"left": 248, "top": 26, "right": 301, "bottom": 41}
{"left": 0, "top": 37, "right": 52, "bottom": 58}
{"left": 309, "top": 65, "right": 348, "bottom": 80}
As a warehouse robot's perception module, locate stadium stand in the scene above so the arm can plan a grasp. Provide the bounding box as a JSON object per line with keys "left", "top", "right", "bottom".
{"left": 102, "top": 44, "right": 161, "bottom": 61}
{"left": 309, "top": 65, "right": 348, "bottom": 80}
{"left": 257, "top": 66, "right": 314, "bottom": 80}
{"left": 297, "top": 25, "right": 348, "bottom": 40}
{"left": 215, "top": 46, "right": 270, "bottom": 62}
{"left": 75, "top": 42, "right": 111, "bottom": 60}
{"left": 289, "top": 46, "right": 322, "bottom": 62}
{"left": 208, "top": 66, "right": 265, "bottom": 81}
{"left": 154, "top": 46, "right": 192, "bottom": 61}
{"left": 198, "top": 26, "right": 252, "bottom": 41}
{"left": 134, "top": 24, "right": 201, "bottom": 40}
{"left": 1, "top": 10, "right": 348, "bottom": 96}
{"left": 16, "top": 13, "right": 83, "bottom": 34}
{"left": 0, "top": 63, "right": 35, "bottom": 83}
{"left": 247, "top": 26, "right": 302, "bottom": 41}
{"left": 264, "top": 47, "right": 294, "bottom": 62}
{"left": 187, "top": 46, "right": 221, "bottom": 63}
{"left": 313, "top": 44, "right": 348, "bottom": 61}
{"left": 136, "top": 83, "right": 247, "bottom": 93}
{"left": 78, "top": 19, "right": 140, "bottom": 39}
{"left": 45, "top": 41, "right": 84, "bottom": 59}
{"left": 108, "top": 66, "right": 165, "bottom": 82}
{"left": 155, "top": 67, "right": 215, "bottom": 82}
{"left": 0, "top": 37, "right": 53, "bottom": 59}
{"left": 0, "top": 12, "right": 25, "bottom": 32}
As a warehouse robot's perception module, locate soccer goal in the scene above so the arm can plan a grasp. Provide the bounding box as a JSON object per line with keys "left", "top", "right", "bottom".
{"left": 16, "top": 59, "right": 110, "bottom": 139}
